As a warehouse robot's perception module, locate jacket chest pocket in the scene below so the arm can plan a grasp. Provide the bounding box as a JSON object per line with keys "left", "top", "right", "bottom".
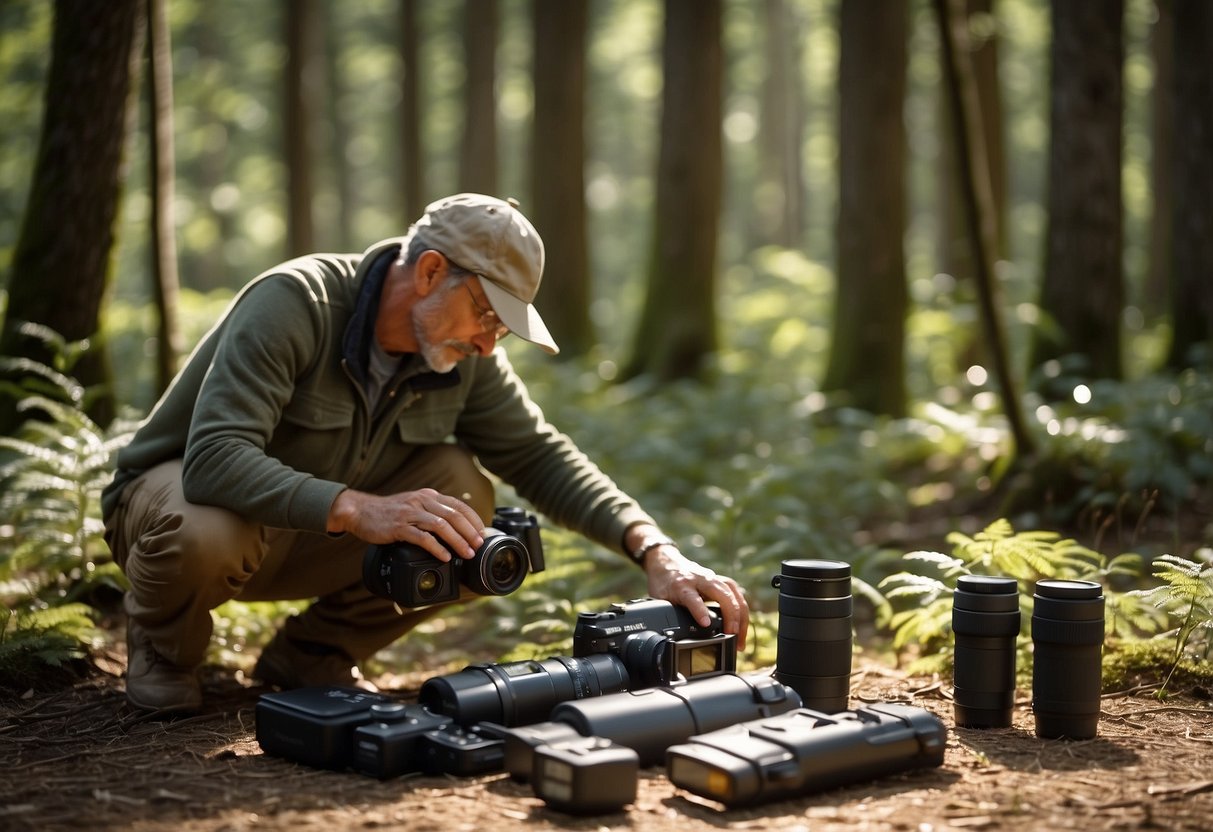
{"left": 271, "top": 391, "right": 357, "bottom": 476}
{"left": 394, "top": 402, "right": 462, "bottom": 444}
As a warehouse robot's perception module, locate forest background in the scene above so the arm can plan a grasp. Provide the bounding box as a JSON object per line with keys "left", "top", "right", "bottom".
{"left": 0, "top": 0, "right": 1210, "bottom": 694}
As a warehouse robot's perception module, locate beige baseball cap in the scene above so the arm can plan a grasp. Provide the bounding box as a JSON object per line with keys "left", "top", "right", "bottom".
{"left": 413, "top": 193, "right": 558, "bottom": 355}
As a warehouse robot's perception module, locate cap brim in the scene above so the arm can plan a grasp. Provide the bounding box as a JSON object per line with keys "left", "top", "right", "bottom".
{"left": 478, "top": 276, "right": 560, "bottom": 355}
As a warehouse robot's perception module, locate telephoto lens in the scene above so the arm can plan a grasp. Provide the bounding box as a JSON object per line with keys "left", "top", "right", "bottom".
{"left": 418, "top": 653, "right": 630, "bottom": 727}
{"left": 772, "top": 559, "right": 853, "bottom": 712}
{"left": 1032, "top": 579, "right": 1105, "bottom": 739}
{"left": 951, "top": 575, "right": 1020, "bottom": 728}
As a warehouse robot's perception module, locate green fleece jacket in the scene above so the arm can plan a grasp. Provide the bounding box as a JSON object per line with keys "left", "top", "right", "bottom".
{"left": 102, "top": 238, "right": 654, "bottom": 556}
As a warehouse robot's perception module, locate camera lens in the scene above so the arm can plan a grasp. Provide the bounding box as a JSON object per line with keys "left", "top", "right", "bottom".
{"left": 772, "top": 559, "right": 853, "bottom": 712}
{"left": 419, "top": 653, "right": 630, "bottom": 727}
{"left": 416, "top": 568, "right": 443, "bottom": 600}
{"left": 1032, "top": 579, "right": 1104, "bottom": 739}
{"left": 463, "top": 530, "right": 530, "bottom": 596}
{"left": 621, "top": 630, "right": 671, "bottom": 688}
{"left": 952, "top": 575, "right": 1019, "bottom": 728}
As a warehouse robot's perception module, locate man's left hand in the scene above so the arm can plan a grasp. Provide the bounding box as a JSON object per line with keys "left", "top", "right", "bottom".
{"left": 641, "top": 544, "right": 750, "bottom": 650}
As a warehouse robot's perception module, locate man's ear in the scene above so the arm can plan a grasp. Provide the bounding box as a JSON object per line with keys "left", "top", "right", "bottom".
{"left": 412, "top": 250, "right": 446, "bottom": 296}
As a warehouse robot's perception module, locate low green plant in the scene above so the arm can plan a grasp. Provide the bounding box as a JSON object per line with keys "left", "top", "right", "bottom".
{"left": 0, "top": 347, "right": 132, "bottom": 686}
{"left": 0, "top": 603, "right": 98, "bottom": 688}
{"left": 1129, "top": 550, "right": 1213, "bottom": 696}
{"left": 878, "top": 519, "right": 1154, "bottom": 678}
{"left": 1016, "top": 365, "right": 1213, "bottom": 530}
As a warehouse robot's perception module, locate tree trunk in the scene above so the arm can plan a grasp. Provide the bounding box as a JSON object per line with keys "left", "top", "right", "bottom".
{"left": 0, "top": 0, "right": 143, "bottom": 434}
{"left": 934, "top": 0, "right": 1035, "bottom": 458}
{"left": 623, "top": 0, "right": 723, "bottom": 383}
{"left": 1164, "top": 0, "right": 1213, "bottom": 370}
{"left": 822, "top": 0, "right": 909, "bottom": 417}
{"left": 755, "top": 0, "right": 806, "bottom": 249}
{"left": 399, "top": 0, "right": 425, "bottom": 223}
{"left": 1143, "top": 0, "right": 1173, "bottom": 319}
{"left": 147, "top": 0, "right": 183, "bottom": 395}
{"left": 322, "top": 1, "right": 354, "bottom": 252}
{"left": 459, "top": 0, "right": 498, "bottom": 195}
{"left": 284, "top": 0, "right": 320, "bottom": 256}
{"left": 530, "top": 0, "right": 592, "bottom": 356}
{"left": 937, "top": 0, "right": 1007, "bottom": 278}
{"left": 1029, "top": 0, "right": 1124, "bottom": 386}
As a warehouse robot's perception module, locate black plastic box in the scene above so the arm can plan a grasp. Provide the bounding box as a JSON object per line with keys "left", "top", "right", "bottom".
{"left": 256, "top": 686, "right": 391, "bottom": 770}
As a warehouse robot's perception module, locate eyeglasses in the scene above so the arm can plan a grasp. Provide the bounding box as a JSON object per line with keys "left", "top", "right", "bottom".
{"left": 464, "top": 281, "right": 510, "bottom": 340}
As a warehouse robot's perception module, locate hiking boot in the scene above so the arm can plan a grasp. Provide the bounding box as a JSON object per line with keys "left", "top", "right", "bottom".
{"left": 252, "top": 630, "right": 378, "bottom": 692}
{"left": 125, "top": 620, "right": 203, "bottom": 713}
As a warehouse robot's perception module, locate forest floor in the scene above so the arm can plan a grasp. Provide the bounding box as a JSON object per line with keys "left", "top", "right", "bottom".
{"left": 3, "top": 639, "right": 1212, "bottom": 832}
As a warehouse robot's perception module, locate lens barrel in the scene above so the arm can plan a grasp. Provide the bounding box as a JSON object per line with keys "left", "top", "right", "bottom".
{"left": 1031, "top": 579, "right": 1104, "bottom": 739}
{"left": 772, "top": 559, "right": 853, "bottom": 712}
{"left": 951, "top": 575, "right": 1019, "bottom": 728}
{"left": 462, "top": 530, "right": 529, "bottom": 596}
{"left": 418, "top": 653, "right": 630, "bottom": 727}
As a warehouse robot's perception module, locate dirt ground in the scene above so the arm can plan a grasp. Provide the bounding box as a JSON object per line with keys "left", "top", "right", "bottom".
{"left": 3, "top": 645, "right": 1212, "bottom": 832}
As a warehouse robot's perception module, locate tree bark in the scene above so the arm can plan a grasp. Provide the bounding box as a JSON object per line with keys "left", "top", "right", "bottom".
{"left": 399, "top": 0, "right": 425, "bottom": 223}
{"left": 623, "top": 0, "right": 723, "bottom": 383}
{"left": 0, "top": 0, "right": 143, "bottom": 434}
{"left": 1164, "top": 0, "right": 1213, "bottom": 369}
{"left": 1143, "top": 0, "right": 1173, "bottom": 319}
{"left": 755, "top": 0, "right": 806, "bottom": 249}
{"left": 458, "top": 0, "right": 498, "bottom": 196}
{"left": 147, "top": 0, "right": 183, "bottom": 395}
{"left": 937, "top": 0, "right": 1007, "bottom": 278}
{"left": 1029, "top": 0, "right": 1124, "bottom": 386}
{"left": 822, "top": 0, "right": 909, "bottom": 417}
{"left": 934, "top": 0, "right": 1035, "bottom": 458}
{"left": 284, "top": 0, "right": 320, "bottom": 256}
{"left": 530, "top": 0, "right": 592, "bottom": 356}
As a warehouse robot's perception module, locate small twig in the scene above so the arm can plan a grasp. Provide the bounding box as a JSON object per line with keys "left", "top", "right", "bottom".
{"left": 1108, "top": 706, "right": 1213, "bottom": 719}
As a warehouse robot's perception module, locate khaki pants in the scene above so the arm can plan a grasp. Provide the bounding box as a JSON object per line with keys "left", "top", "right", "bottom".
{"left": 104, "top": 444, "right": 495, "bottom": 668}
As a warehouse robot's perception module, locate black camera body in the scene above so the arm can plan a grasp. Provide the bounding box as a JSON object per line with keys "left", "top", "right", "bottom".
{"left": 666, "top": 703, "right": 947, "bottom": 807}
{"left": 418, "top": 598, "right": 737, "bottom": 729}
{"left": 363, "top": 506, "right": 544, "bottom": 607}
{"left": 572, "top": 597, "right": 736, "bottom": 687}
{"left": 256, "top": 686, "right": 396, "bottom": 771}
{"left": 417, "top": 722, "right": 506, "bottom": 776}
{"left": 351, "top": 703, "right": 454, "bottom": 779}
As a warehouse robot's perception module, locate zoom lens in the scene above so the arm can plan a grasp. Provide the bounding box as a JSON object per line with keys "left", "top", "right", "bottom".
{"left": 418, "top": 653, "right": 631, "bottom": 727}
{"left": 772, "top": 559, "right": 853, "bottom": 712}
{"left": 952, "top": 575, "right": 1019, "bottom": 728}
{"left": 1032, "top": 579, "right": 1104, "bottom": 739}
{"left": 463, "top": 530, "right": 529, "bottom": 596}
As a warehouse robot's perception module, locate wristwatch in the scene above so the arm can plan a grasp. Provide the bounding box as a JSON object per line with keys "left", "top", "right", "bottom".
{"left": 628, "top": 535, "right": 676, "bottom": 566}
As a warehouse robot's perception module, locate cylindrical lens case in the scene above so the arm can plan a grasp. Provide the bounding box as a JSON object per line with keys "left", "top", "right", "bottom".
{"left": 772, "top": 559, "right": 853, "bottom": 712}
{"left": 951, "top": 575, "right": 1019, "bottom": 728}
{"left": 1031, "top": 579, "right": 1105, "bottom": 739}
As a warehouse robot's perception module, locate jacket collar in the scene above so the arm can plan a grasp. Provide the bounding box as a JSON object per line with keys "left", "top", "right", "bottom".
{"left": 341, "top": 243, "right": 461, "bottom": 392}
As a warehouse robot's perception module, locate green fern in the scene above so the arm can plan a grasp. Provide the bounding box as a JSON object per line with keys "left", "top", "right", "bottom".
{"left": 0, "top": 352, "right": 133, "bottom": 683}
{"left": 878, "top": 518, "right": 1152, "bottom": 680}
{"left": 0, "top": 602, "right": 99, "bottom": 689}
{"left": 0, "top": 395, "right": 130, "bottom": 603}
{"left": 1129, "top": 550, "right": 1213, "bottom": 696}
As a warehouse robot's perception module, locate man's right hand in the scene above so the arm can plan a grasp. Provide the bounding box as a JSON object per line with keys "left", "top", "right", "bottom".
{"left": 326, "top": 487, "right": 485, "bottom": 561}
